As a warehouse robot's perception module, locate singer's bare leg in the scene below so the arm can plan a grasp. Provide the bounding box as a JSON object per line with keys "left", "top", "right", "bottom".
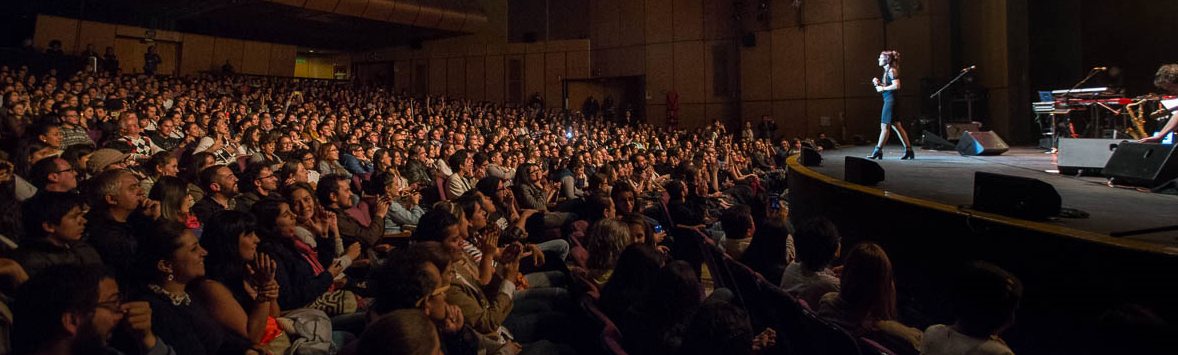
{"left": 876, "top": 123, "right": 891, "bottom": 147}
{"left": 890, "top": 122, "right": 911, "bottom": 148}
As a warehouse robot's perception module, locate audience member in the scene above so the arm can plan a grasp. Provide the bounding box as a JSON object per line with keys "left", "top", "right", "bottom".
{"left": 921, "top": 261, "right": 1023, "bottom": 355}
{"left": 817, "top": 242, "right": 922, "bottom": 353}
{"left": 14, "top": 191, "right": 101, "bottom": 277}
{"left": 779, "top": 217, "right": 841, "bottom": 307}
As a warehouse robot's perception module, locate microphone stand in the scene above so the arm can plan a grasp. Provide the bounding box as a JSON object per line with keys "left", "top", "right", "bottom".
{"left": 930, "top": 68, "right": 972, "bottom": 137}
{"left": 1060, "top": 69, "right": 1103, "bottom": 137}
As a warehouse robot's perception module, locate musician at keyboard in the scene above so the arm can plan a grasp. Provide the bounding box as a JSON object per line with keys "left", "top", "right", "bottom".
{"left": 1139, "top": 64, "right": 1178, "bottom": 143}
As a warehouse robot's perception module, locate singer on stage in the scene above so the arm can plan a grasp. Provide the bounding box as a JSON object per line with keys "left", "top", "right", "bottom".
{"left": 869, "top": 50, "right": 914, "bottom": 160}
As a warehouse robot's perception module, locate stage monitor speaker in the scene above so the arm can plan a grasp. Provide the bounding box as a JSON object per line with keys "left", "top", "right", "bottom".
{"left": 945, "top": 123, "right": 981, "bottom": 140}
{"left": 1057, "top": 138, "right": 1123, "bottom": 175}
{"left": 922, "top": 130, "right": 956, "bottom": 150}
{"left": 800, "top": 147, "right": 822, "bottom": 166}
{"left": 1102, "top": 142, "right": 1178, "bottom": 187}
{"left": 973, "top": 171, "right": 1061, "bottom": 220}
{"left": 957, "top": 131, "right": 1009, "bottom": 156}
{"left": 845, "top": 157, "right": 884, "bottom": 185}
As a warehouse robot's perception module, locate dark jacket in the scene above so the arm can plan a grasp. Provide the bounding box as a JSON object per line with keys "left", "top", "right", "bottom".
{"left": 138, "top": 289, "right": 252, "bottom": 355}
{"left": 85, "top": 211, "right": 152, "bottom": 282}
{"left": 331, "top": 206, "right": 383, "bottom": 248}
{"left": 403, "top": 160, "right": 433, "bottom": 186}
{"left": 260, "top": 238, "right": 336, "bottom": 310}
{"left": 13, "top": 239, "right": 104, "bottom": 278}
{"left": 191, "top": 196, "right": 232, "bottom": 225}
{"left": 232, "top": 192, "right": 265, "bottom": 213}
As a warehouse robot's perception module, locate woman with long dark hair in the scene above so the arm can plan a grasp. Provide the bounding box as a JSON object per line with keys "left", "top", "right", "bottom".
{"left": 817, "top": 242, "right": 922, "bottom": 353}
{"left": 868, "top": 50, "right": 914, "bottom": 160}
{"left": 131, "top": 221, "right": 254, "bottom": 355}
{"left": 193, "top": 210, "right": 283, "bottom": 346}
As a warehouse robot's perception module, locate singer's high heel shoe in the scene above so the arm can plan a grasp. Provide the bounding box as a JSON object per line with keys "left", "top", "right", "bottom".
{"left": 901, "top": 148, "right": 915, "bottom": 160}
{"left": 867, "top": 146, "right": 883, "bottom": 160}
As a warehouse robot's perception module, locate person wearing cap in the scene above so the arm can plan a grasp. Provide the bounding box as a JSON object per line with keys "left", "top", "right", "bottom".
{"left": 86, "top": 148, "right": 132, "bottom": 175}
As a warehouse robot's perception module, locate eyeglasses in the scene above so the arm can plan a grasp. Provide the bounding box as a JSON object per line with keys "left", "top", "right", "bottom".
{"left": 258, "top": 174, "right": 277, "bottom": 180}
{"left": 93, "top": 298, "right": 123, "bottom": 313}
{"left": 414, "top": 284, "right": 451, "bottom": 307}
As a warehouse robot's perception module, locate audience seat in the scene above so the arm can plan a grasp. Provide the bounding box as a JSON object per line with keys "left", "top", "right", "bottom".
{"left": 795, "top": 309, "right": 861, "bottom": 355}
{"left": 859, "top": 337, "right": 900, "bottom": 355}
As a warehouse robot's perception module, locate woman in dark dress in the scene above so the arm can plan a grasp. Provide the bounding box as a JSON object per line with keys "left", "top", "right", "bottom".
{"left": 868, "top": 50, "right": 914, "bottom": 160}
{"left": 132, "top": 221, "right": 254, "bottom": 355}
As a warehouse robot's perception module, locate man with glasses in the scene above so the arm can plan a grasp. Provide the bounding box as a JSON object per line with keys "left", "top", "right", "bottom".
{"left": 234, "top": 163, "right": 279, "bottom": 212}
{"left": 12, "top": 265, "right": 175, "bottom": 355}
{"left": 28, "top": 157, "right": 78, "bottom": 196}
{"left": 58, "top": 107, "right": 94, "bottom": 148}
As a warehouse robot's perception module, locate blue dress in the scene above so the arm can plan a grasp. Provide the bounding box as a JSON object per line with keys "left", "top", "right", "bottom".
{"left": 880, "top": 68, "right": 896, "bottom": 124}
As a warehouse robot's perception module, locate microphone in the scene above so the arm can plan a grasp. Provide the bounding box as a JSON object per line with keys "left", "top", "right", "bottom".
{"left": 961, "top": 65, "right": 976, "bottom": 73}
{"left": 1093, "top": 66, "right": 1108, "bottom": 71}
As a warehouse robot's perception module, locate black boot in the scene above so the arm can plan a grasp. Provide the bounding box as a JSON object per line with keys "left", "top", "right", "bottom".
{"left": 901, "top": 147, "right": 915, "bottom": 160}
{"left": 867, "top": 146, "right": 883, "bottom": 160}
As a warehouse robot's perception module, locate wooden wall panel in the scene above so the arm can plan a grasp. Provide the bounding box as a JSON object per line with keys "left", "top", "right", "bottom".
{"left": 334, "top": 0, "right": 368, "bottom": 17}
{"left": 34, "top": 15, "right": 78, "bottom": 52}
{"left": 593, "top": 0, "right": 620, "bottom": 49}
{"left": 76, "top": 21, "right": 117, "bottom": 55}
{"left": 525, "top": 53, "right": 545, "bottom": 99}
{"left": 804, "top": 22, "right": 844, "bottom": 99}
{"left": 740, "top": 34, "right": 772, "bottom": 101}
{"left": 361, "top": 0, "right": 394, "bottom": 21}
{"left": 466, "top": 57, "right": 486, "bottom": 101}
{"left": 843, "top": 19, "right": 885, "bottom": 98}
{"left": 702, "top": 0, "right": 736, "bottom": 40}
{"left": 844, "top": 97, "right": 881, "bottom": 138}
{"left": 742, "top": 101, "right": 772, "bottom": 125}
{"left": 705, "top": 103, "right": 739, "bottom": 125}
{"left": 545, "top": 52, "right": 566, "bottom": 108}
{"left": 705, "top": 40, "right": 737, "bottom": 102}
{"left": 242, "top": 41, "right": 273, "bottom": 75}
{"left": 447, "top": 57, "right": 465, "bottom": 96}
{"left": 678, "top": 103, "right": 706, "bottom": 128}
{"left": 618, "top": 0, "right": 645, "bottom": 46}
{"left": 806, "top": 98, "right": 845, "bottom": 137}
{"left": 773, "top": 100, "right": 809, "bottom": 138}
{"left": 672, "top": 0, "right": 703, "bottom": 41}
{"left": 646, "top": 43, "right": 674, "bottom": 97}
{"left": 429, "top": 58, "right": 447, "bottom": 95}
{"left": 771, "top": 27, "right": 807, "bottom": 100}
{"left": 180, "top": 34, "right": 215, "bottom": 75}
{"left": 645, "top": 0, "right": 674, "bottom": 43}
{"left": 485, "top": 55, "right": 505, "bottom": 103}
{"left": 843, "top": 0, "right": 883, "bottom": 20}
{"left": 393, "top": 61, "right": 411, "bottom": 92}
{"left": 153, "top": 42, "right": 180, "bottom": 76}
{"left": 212, "top": 38, "right": 245, "bottom": 73}
{"left": 269, "top": 44, "right": 297, "bottom": 77}
{"left": 673, "top": 41, "right": 705, "bottom": 103}
{"left": 885, "top": 15, "right": 933, "bottom": 87}
{"left": 930, "top": 15, "right": 952, "bottom": 77}
{"left": 304, "top": 0, "right": 341, "bottom": 12}
{"left": 770, "top": 0, "right": 802, "bottom": 29}
{"left": 804, "top": 0, "right": 843, "bottom": 24}
{"left": 114, "top": 37, "right": 145, "bottom": 74}
{"left": 566, "top": 51, "right": 591, "bottom": 79}
{"left": 647, "top": 104, "right": 667, "bottom": 127}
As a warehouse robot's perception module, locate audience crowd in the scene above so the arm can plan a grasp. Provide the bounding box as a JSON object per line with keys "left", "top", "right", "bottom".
{"left": 0, "top": 50, "right": 1171, "bottom": 355}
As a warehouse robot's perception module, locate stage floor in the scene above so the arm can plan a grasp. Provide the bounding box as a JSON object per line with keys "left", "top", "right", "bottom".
{"left": 804, "top": 145, "right": 1178, "bottom": 247}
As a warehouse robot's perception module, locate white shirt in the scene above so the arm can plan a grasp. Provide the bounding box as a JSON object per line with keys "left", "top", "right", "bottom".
{"left": 921, "top": 324, "right": 1014, "bottom": 355}
{"left": 779, "top": 262, "right": 840, "bottom": 308}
